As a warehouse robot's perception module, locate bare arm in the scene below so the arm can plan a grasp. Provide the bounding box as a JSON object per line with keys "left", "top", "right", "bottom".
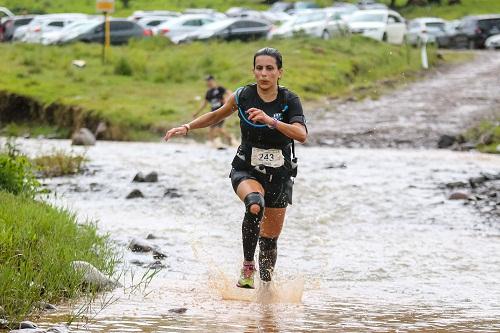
{"left": 164, "top": 94, "right": 237, "bottom": 141}
{"left": 246, "top": 108, "right": 307, "bottom": 143}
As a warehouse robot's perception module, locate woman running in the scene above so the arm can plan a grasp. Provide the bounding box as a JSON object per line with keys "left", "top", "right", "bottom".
{"left": 164, "top": 47, "right": 307, "bottom": 288}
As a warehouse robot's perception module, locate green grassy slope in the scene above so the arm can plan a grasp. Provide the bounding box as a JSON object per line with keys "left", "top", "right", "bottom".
{"left": 0, "top": 36, "right": 436, "bottom": 139}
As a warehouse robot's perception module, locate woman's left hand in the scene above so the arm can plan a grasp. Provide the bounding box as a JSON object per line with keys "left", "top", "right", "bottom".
{"left": 246, "top": 108, "right": 273, "bottom": 126}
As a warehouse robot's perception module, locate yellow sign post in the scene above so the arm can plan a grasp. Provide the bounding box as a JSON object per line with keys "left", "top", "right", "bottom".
{"left": 96, "top": 0, "right": 114, "bottom": 63}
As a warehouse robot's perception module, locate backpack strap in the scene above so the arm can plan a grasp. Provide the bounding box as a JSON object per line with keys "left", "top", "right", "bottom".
{"left": 235, "top": 85, "right": 267, "bottom": 128}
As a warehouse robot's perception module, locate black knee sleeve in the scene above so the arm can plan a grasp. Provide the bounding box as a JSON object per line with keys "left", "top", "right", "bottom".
{"left": 259, "top": 237, "right": 278, "bottom": 282}
{"left": 244, "top": 192, "right": 265, "bottom": 219}
{"left": 241, "top": 192, "right": 265, "bottom": 262}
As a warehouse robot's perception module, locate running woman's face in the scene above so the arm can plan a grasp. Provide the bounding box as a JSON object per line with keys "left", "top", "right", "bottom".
{"left": 253, "top": 55, "right": 282, "bottom": 90}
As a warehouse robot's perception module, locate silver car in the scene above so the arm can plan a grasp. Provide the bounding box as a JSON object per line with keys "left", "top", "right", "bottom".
{"left": 406, "top": 17, "right": 447, "bottom": 46}
{"left": 269, "top": 9, "right": 349, "bottom": 40}
{"left": 23, "top": 14, "right": 89, "bottom": 43}
{"left": 156, "top": 14, "right": 215, "bottom": 40}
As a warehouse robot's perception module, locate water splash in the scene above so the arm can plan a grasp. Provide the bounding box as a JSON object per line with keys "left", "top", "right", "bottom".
{"left": 192, "top": 241, "right": 304, "bottom": 304}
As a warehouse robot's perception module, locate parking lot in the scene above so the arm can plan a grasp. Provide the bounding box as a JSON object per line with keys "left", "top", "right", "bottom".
{"left": 1, "top": 1, "right": 499, "bottom": 49}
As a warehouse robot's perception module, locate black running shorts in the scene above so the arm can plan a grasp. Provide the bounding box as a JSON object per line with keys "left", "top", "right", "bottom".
{"left": 229, "top": 168, "right": 293, "bottom": 208}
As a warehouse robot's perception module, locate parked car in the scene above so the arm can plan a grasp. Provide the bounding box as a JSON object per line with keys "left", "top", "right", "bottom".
{"left": 128, "top": 10, "right": 180, "bottom": 21}
{"left": 40, "top": 19, "right": 97, "bottom": 45}
{"left": 287, "top": 1, "right": 321, "bottom": 15}
{"left": 1, "top": 15, "right": 34, "bottom": 41}
{"left": 262, "top": 2, "right": 293, "bottom": 23}
{"left": 347, "top": 9, "right": 406, "bottom": 44}
{"left": 23, "top": 14, "right": 89, "bottom": 43}
{"left": 0, "top": 7, "right": 14, "bottom": 20}
{"left": 357, "top": 0, "right": 387, "bottom": 9}
{"left": 225, "top": 7, "right": 267, "bottom": 20}
{"left": 156, "top": 14, "right": 215, "bottom": 40}
{"left": 269, "top": 9, "right": 348, "bottom": 40}
{"left": 174, "top": 18, "right": 271, "bottom": 43}
{"left": 485, "top": 34, "right": 500, "bottom": 49}
{"left": 136, "top": 16, "right": 171, "bottom": 35}
{"left": 435, "top": 19, "right": 463, "bottom": 48}
{"left": 406, "top": 17, "right": 447, "bottom": 46}
{"left": 438, "top": 15, "right": 500, "bottom": 49}
{"left": 59, "top": 19, "right": 146, "bottom": 45}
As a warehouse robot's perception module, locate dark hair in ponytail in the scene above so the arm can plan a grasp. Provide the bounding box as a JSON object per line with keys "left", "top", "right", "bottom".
{"left": 253, "top": 47, "right": 283, "bottom": 69}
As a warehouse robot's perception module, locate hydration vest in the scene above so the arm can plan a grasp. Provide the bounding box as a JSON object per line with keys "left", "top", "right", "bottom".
{"left": 233, "top": 84, "right": 298, "bottom": 179}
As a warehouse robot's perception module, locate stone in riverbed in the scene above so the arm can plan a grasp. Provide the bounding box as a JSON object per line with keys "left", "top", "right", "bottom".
{"left": 71, "top": 261, "right": 121, "bottom": 291}
{"left": 133, "top": 172, "right": 158, "bottom": 183}
{"left": 168, "top": 308, "right": 187, "bottom": 314}
{"left": 146, "top": 233, "right": 157, "bottom": 240}
{"left": 469, "top": 176, "right": 487, "bottom": 188}
{"left": 9, "top": 330, "right": 46, "bottom": 333}
{"left": 128, "top": 238, "right": 155, "bottom": 252}
{"left": 164, "top": 188, "right": 182, "bottom": 198}
{"left": 71, "top": 128, "right": 96, "bottom": 146}
{"left": 126, "top": 189, "right": 144, "bottom": 199}
{"left": 449, "top": 192, "right": 469, "bottom": 200}
{"left": 47, "top": 324, "right": 70, "bottom": 333}
{"left": 445, "top": 181, "right": 468, "bottom": 189}
{"left": 437, "top": 134, "right": 456, "bottom": 149}
{"left": 152, "top": 249, "right": 167, "bottom": 259}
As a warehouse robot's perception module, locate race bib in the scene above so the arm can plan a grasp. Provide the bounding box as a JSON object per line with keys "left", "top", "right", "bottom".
{"left": 251, "top": 148, "right": 284, "bottom": 168}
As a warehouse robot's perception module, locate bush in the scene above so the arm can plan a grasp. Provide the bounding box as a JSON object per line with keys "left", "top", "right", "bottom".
{"left": 0, "top": 141, "right": 40, "bottom": 197}
{"left": 114, "top": 57, "right": 133, "bottom": 76}
{"left": 32, "top": 149, "right": 87, "bottom": 177}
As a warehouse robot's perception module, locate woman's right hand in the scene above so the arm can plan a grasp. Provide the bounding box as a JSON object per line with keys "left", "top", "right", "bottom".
{"left": 163, "top": 125, "right": 188, "bottom": 141}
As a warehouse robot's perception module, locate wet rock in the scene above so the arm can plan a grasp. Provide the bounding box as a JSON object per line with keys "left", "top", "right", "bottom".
{"left": 132, "top": 172, "right": 145, "bottom": 182}
{"left": 71, "top": 128, "right": 96, "bottom": 146}
{"left": 146, "top": 233, "right": 157, "bottom": 240}
{"left": 126, "top": 189, "right": 144, "bottom": 199}
{"left": 71, "top": 261, "right": 121, "bottom": 291}
{"left": 164, "top": 188, "right": 182, "bottom": 198}
{"left": 133, "top": 172, "right": 158, "bottom": 183}
{"left": 47, "top": 325, "right": 70, "bottom": 333}
{"left": 128, "top": 238, "right": 154, "bottom": 252}
{"left": 19, "top": 321, "right": 38, "bottom": 329}
{"left": 445, "top": 181, "right": 468, "bottom": 189}
{"left": 9, "top": 329, "right": 46, "bottom": 333}
{"left": 152, "top": 249, "right": 167, "bottom": 259}
{"left": 437, "top": 134, "right": 456, "bottom": 148}
{"left": 325, "top": 162, "right": 347, "bottom": 169}
{"left": 144, "top": 172, "right": 158, "bottom": 182}
{"left": 168, "top": 308, "right": 187, "bottom": 314}
{"left": 35, "top": 302, "right": 57, "bottom": 311}
{"left": 449, "top": 192, "right": 469, "bottom": 200}
{"left": 469, "top": 176, "right": 486, "bottom": 188}
{"left": 129, "top": 259, "right": 146, "bottom": 266}
{"left": 147, "top": 261, "right": 167, "bottom": 270}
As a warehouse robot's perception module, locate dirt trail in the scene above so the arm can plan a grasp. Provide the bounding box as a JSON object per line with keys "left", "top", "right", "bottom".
{"left": 307, "top": 51, "right": 500, "bottom": 148}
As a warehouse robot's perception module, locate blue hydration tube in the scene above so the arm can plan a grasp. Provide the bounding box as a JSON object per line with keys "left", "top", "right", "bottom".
{"left": 234, "top": 87, "right": 288, "bottom": 128}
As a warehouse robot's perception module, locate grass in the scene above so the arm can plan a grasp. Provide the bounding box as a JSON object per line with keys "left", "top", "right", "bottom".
{"left": 0, "top": 190, "right": 117, "bottom": 324}
{"left": 464, "top": 120, "right": 500, "bottom": 154}
{"left": 0, "top": 36, "right": 441, "bottom": 140}
{"left": 3, "top": 0, "right": 500, "bottom": 20}
{"left": 32, "top": 149, "right": 88, "bottom": 177}
{"left": 0, "top": 123, "right": 69, "bottom": 139}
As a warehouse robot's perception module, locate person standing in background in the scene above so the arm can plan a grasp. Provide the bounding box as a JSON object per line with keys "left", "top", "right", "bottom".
{"left": 193, "top": 75, "right": 233, "bottom": 143}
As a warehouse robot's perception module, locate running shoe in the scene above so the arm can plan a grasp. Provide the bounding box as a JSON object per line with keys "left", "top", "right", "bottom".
{"left": 236, "top": 263, "right": 255, "bottom": 289}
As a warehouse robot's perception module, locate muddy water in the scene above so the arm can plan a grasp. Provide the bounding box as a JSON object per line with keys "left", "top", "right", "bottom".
{"left": 11, "top": 139, "right": 500, "bottom": 332}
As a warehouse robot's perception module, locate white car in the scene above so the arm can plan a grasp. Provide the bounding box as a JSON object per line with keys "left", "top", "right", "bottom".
{"left": 156, "top": 14, "right": 215, "bottom": 40}
{"left": 485, "top": 34, "right": 500, "bottom": 49}
{"left": 128, "top": 10, "right": 180, "bottom": 21}
{"left": 268, "top": 9, "right": 348, "bottom": 40}
{"left": 406, "top": 17, "right": 447, "bottom": 46}
{"left": 40, "top": 19, "right": 98, "bottom": 45}
{"left": 136, "top": 16, "right": 172, "bottom": 35}
{"left": 347, "top": 9, "right": 406, "bottom": 44}
{"left": 23, "top": 14, "right": 89, "bottom": 43}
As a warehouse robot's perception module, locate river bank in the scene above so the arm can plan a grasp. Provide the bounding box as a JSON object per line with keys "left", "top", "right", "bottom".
{"left": 308, "top": 51, "right": 500, "bottom": 151}
{"left": 0, "top": 37, "right": 440, "bottom": 141}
